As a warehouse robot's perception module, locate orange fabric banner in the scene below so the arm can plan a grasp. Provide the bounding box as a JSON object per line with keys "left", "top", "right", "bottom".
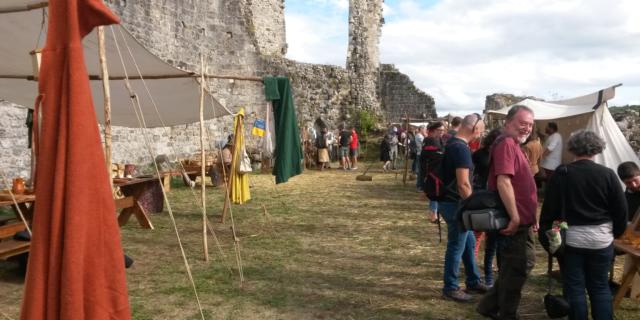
{"left": 20, "top": 0, "right": 131, "bottom": 319}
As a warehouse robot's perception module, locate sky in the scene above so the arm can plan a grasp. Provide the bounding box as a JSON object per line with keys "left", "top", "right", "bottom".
{"left": 284, "top": 0, "right": 640, "bottom": 116}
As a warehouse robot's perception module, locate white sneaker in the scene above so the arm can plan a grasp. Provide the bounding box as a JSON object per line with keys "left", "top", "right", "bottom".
{"left": 189, "top": 181, "right": 196, "bottom": 188}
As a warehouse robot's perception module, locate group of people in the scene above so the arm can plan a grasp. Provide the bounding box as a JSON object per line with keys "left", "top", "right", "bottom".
{"left": 416, "top": 105, "right": 634, "bottom": 319}
{"left": 315, "top": 125, "right": 359, "bottom": 171}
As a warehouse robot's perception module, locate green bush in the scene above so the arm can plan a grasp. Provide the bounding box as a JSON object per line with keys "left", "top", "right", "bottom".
{"left": 357, "top": 110, "right": 377, "bottom": 139}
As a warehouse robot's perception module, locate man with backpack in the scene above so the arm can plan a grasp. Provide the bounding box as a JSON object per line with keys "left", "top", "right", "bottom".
{"left": 420, "top": 122, "right": 445, "bottom": 223}
{"left": 437, "top": 113, "right": 489, "bottom": 302}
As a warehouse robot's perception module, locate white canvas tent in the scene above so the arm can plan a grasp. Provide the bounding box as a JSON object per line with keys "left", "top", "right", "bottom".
{"left": 0, "top": 0, "right": 233, "bottom": 127}
{"left": 486, "top": 84, "right": 640, "bottom": 172}
{"left": 409, "top": 122, "right": 430, "bottom": 128}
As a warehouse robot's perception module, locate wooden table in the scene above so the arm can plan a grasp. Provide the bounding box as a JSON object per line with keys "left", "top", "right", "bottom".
{"left": 613, "top": 239, "right": 640, "bottom": 308}
{"left": 113, "top": 176, "right": 164, "bottom": 230}
{"left": 0, "top": 194, "right": 35, "bottom": 260}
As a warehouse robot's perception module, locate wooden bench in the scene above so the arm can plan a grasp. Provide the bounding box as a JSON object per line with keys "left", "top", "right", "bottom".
{"left": 0, "top": 215, "right": 16, "bottom": 226}
{"left": 113, "top": 193, "right": 154, "bottom": 230}
{"left": 0, "top": 222, "right": 30, "bottom": 260}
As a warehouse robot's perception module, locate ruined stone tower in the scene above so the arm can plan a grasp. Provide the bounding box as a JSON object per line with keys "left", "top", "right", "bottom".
{"left": 346, "top": 0, "right": 384, "bottom": 114}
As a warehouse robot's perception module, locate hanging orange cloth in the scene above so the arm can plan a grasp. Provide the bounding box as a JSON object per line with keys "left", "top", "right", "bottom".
{"left": 230, "top": 108, "right": 251, "bottom": 204}
{"left": 20, "top": 1, "right": 131, "bottom": 319}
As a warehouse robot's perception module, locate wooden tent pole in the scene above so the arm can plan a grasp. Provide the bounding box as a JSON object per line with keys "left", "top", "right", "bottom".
{"left": 97, "top": 26, "right": 113, "bottom": 191}
{"left": 221, "top": 116, "right": 243, "bottom": 223}
{"left": 199, "top": 54, "right": 209, "bottom": 262}
{"left": 402, "top": 114, "right": 410, "bottom": 185}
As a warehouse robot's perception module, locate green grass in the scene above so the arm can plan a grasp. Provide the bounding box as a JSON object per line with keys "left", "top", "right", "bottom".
{"left": 1, "top": 164, "right": 639, "bottom": 319}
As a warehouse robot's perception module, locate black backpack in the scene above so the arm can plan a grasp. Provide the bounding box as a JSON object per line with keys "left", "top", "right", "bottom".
{"left": 420, "top": 139, "right": 467, "bottom": 201}
{"left": 420, "top": 143, "right": 445, "bottom": 200}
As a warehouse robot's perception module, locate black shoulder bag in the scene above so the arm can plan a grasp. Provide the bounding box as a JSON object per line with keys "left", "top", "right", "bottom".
{"left": 457, "top": 136, "right": 509, "bottom": 232}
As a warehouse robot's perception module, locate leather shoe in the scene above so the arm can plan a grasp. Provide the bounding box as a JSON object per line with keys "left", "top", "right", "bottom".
{"left": 466, "top": 282, "right": 490, "bottom": 294}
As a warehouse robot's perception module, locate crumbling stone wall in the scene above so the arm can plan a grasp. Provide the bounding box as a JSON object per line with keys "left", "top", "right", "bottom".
{"left": 484, "top": 93, "right": 539, "bottom": 111}
{"left": 378, "top": 64, "right": 436, "bottom": 122}
{"left": 347, "top": 0, "right": 383, "bottom": 114}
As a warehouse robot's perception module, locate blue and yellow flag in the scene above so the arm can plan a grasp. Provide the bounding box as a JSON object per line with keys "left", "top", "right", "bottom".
{"left": 252, "top": 119, "right": 266, "bottom": 137}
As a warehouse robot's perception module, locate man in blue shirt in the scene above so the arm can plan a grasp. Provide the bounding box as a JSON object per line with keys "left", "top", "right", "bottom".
{"left": 440, "top": 113, "right": 489, "bottom": 302}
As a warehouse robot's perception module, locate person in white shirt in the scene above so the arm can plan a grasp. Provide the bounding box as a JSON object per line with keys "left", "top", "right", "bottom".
{"left": 413, "top": 125, "right": 426, "bottom": 188}
{"left": 540, "top": 122, "right": 563, "bottom": 179}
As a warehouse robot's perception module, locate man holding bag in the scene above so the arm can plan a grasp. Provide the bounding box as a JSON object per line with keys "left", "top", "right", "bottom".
{"left": 477, "top": 105, "right": 538, "bottom": 320}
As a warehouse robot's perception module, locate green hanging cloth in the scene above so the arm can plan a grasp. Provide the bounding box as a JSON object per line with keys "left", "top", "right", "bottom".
{"left": 264, "top": 77, "right": 302, "bottom": 184}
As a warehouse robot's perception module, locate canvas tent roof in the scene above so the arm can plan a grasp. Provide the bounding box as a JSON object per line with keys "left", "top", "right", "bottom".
{"left": 486, "top": 85, "right": 639, "bottom": 172}
{"left": 0, "top": 1, "right": 232, "bottom": 127}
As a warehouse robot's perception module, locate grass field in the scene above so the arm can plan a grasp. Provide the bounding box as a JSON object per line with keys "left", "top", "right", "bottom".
{"left": 1, "top": 162, "right": 639, "bottom": 319}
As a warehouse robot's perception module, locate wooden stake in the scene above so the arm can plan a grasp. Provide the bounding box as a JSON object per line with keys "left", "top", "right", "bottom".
{"left": 221, "top": 114, "right": 243, "bottom": 223}
{"left": 97, "top": 26, "right": 113, "bottom": 192}
{"left": 199, "top": 54, "right": 209, "bottom": 262}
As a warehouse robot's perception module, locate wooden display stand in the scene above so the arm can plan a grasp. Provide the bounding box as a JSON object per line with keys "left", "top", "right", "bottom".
{"left": 0, "top": 194, "right": 35, "bottom": 260}
{"left": 613, "top": 212, "right": 640, "bottom": 308}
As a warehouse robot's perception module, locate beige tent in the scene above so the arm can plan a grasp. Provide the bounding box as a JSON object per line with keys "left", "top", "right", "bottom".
{"left": 486, "top": 84, "right": 640, "bottom": 171}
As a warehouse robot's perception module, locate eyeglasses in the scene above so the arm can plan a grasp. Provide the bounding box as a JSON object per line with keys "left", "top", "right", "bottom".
{"left": 472, "top": 113, "right": 483, "bottom": 132}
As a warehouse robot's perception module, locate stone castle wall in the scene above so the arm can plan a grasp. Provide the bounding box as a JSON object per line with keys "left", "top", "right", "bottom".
{"left": 0, "top": 102, "right": 31, "bottom": 187}
{"left": 378, "top": 64, "right": 436, "bottom": 122}
{"left": 484, "top": 93, "right": 538, "bottom": 111}
{"left": 347, "top": 0, "right": 383, "bottom": 114}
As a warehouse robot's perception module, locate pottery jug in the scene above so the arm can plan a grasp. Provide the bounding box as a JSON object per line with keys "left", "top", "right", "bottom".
{"left": 12, "top": 177, "right": 25, "bottom": 194}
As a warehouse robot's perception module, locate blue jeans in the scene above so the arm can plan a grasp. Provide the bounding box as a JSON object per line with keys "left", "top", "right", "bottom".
{"left": 440, "top": 201, "right": 482, "bottom": 292}
{"left": 429, "top": 200, "right": 438, "bottom": 212}
{"left": 563, "top": 244, "right": 614, "bottom": 320}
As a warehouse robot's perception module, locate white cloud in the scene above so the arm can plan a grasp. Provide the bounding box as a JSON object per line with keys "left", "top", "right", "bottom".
{"left": 284, "top": 0, "right": 640, "bottom": 116}
{"left": 380, "top": 0, "right": 640, "bottom": 115}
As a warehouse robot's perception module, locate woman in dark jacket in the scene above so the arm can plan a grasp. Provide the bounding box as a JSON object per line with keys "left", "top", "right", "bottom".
{"left": 540, "top": 130, "right": 628, "bottom": 320}
{"left": 380, "top": 135, "right": 392, "bottom": 171}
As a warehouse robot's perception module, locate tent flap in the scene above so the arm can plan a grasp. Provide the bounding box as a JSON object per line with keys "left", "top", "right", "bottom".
{"left": 0, "top": 3, "right": 231, "bottom": 127}
{"left": 486, "top": 86, "right": 640, "bottom": 175}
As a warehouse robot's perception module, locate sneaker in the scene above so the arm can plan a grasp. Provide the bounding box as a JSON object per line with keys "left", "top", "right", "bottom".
{"left": 442, "top": 289, "right": 473, "bottom": 302}
{"left": 466, "top": 283, "right": 490, "bottom": 294}
{"left": 189, "top": 180, "right": 196, "bottom": 188}
{"left": 351, "top": 166, "right": 358, "bottom": 170}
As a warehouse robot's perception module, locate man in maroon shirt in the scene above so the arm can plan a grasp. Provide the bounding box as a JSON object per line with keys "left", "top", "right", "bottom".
{"left": 477, "top": 105, "right": 538, "bottom": 320}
